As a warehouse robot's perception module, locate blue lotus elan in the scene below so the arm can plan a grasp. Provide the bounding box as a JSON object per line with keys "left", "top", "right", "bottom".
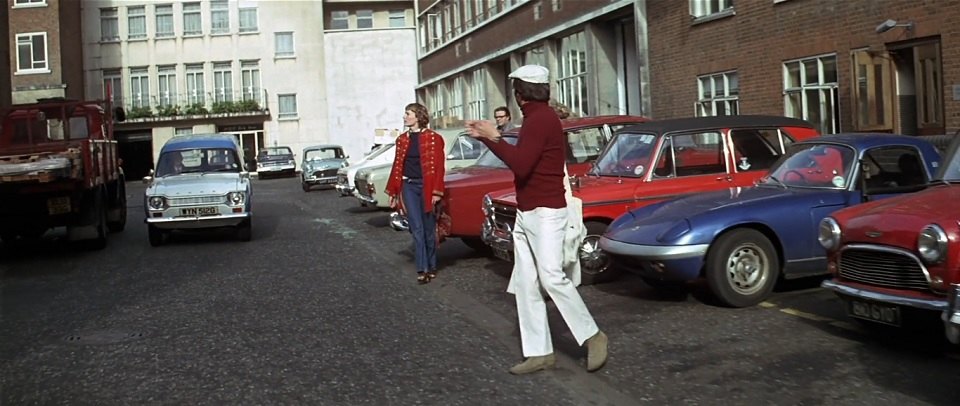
{"left": 599, "top": 133, "right": 942, "bottom": 308}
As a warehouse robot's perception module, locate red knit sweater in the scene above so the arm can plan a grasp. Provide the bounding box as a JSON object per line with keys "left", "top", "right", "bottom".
{"left": 481, "top": 101, "right": 566, "bottom": 211}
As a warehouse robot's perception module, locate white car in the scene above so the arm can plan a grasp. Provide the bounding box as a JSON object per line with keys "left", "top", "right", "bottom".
{"left": 143, "top": 134, "right": 253, "bottom": 246}
{"left": 335, "top": 143, "right": 396, "bottom": 196}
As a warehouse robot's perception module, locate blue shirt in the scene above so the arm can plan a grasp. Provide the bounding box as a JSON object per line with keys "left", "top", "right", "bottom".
{"left": 403, "top": 132, "right": 423, "bottom": 179}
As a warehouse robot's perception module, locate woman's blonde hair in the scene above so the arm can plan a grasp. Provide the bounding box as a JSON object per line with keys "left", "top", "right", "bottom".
{"left": 405, "top": 103, "right": 430, "bottom": 129}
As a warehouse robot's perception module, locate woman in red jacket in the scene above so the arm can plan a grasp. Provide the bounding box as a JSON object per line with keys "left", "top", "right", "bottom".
{"left": 385, "top": 103, "right": 446, "bottom": 284}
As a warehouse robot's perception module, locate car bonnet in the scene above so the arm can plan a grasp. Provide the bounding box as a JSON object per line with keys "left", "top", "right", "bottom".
{"left": 147, "top": 173, "right": 243, "bottom": 197}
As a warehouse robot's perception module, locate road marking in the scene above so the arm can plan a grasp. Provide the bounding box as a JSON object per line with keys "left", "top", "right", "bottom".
{"left": 779, "top": 307, "right": 834, "bottom": 322}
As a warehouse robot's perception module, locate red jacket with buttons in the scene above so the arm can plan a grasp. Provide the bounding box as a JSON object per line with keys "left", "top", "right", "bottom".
{"left": 385, "top": 128, "right": 446, "bottom": 212}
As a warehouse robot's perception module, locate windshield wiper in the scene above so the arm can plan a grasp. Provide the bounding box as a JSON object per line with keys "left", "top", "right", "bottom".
{"left": 765, "top": 175, "right": 787, "bottom": 189}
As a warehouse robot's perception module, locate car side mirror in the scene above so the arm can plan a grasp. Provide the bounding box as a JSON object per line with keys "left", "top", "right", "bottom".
{"left": 142, "top": 169, "right": 154, "bottom": 184}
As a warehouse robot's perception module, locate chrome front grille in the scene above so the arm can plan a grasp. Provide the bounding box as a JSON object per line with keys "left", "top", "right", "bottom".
{"left": 491, "top": 203, "right": 517, "bottom": 233}
{"left": 168, "top": 195, "right": 225, "bottom": 207}
{"left": 838, "top": 245, "right": 930, "bottom": 291}
{"left": 355, "top": 179, "right": 371, "bottom": 197}
{"left": 315, "top": 169, "right": 338, "bottom": 178}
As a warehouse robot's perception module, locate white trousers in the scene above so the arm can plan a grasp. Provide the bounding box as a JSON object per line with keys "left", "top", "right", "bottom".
{"left": 513, "top": 207, "right": 599, "bottom": 357}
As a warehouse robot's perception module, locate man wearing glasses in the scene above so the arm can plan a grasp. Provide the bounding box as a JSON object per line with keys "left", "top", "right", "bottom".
{"left": 494, "top": 106, "right": 517, "bottom": 133}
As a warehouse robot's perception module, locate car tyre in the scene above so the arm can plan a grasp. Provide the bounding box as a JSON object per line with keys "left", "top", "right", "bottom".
{"left": 148, "top": 224, "right": 165, "bottom": 247}
{"left": 302, "top": 182, "right": 311, "bottom": 192}
{"left": 705, "top": 228, "right": 779, "bottom": 308}
{"left": 236, "top": 219, "right": 252, "bottom": 242}
{"left": 580, "top": 221, "right": 622, "bottom": 286}
{"left": 107, "top": 181, "right": 127, "bottom": 232}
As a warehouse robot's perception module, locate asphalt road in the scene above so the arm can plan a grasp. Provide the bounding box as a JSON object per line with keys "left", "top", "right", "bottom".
{"left": 2, "top": 176, "right": 958, "bottom": 405}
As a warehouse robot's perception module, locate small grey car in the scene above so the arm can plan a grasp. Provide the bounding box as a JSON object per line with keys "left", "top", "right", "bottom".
{"left": 301, "top": 144, "right": 348, "bottom": 192}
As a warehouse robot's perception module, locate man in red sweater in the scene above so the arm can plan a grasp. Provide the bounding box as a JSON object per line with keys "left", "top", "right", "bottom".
{"left": 466, "top": 65, "right": 608, "bottom": 375}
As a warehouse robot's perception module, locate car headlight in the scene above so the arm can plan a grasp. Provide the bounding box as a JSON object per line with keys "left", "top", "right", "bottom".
{"left": 818, "top": 217, "right": 841, "bottom": 250}
{"left": 341, "top": 161, "right": 349, "bottom": 168}
{"left": 918, "top": 224, "right": 948, "bottom": 264}
{"left": 482, "top": 194, "right": 493, "bottom": 216}
{"left": 227, "top": 192, "right": 246, "bottom": 206}
{"left": 148, "top": 196, "right": 166, "bottom": 210}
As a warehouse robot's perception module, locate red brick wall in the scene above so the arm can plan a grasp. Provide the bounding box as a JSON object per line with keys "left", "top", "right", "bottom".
{"left": 646, "top": 0, "right": 960, "bottom": 133}
{"left": 7, "top": 0, "right": 63, "bottom": 91}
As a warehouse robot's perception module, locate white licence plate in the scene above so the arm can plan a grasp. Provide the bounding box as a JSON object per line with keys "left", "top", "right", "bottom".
{"left": 180, "top": 206, "right": 219, "bottom": 216}
{"left": 492, "top": 246, "right": 512, "bottom": 262}
{"left": 47, "top": 197, "right": 71, "bottom": 215}
{"left": 848, "top": 299, "right": 901, "bottom": 326}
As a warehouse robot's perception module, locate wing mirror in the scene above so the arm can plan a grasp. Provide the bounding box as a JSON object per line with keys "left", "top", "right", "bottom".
{"left": 142, "top": 169, "right": 154, "bottom": 184}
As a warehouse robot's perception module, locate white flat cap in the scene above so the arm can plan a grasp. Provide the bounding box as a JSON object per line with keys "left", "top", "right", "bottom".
{"left": 508, "top": 65, "right": 550, "bottom": 84}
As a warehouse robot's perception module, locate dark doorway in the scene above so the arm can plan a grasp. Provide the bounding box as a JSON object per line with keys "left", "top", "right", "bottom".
{"left": 117, "top": 131, "right": 153, "bottom": 180}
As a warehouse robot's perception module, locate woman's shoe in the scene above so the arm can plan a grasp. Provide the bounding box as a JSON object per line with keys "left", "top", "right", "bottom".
{"left": 426, "top": 270, "right": 437, "bottom": 280}
{"left": 417, "top": 273, "right": 431, "bottom": 284}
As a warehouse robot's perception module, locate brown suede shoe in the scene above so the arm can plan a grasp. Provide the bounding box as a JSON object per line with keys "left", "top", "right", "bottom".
{"left": 509, "top": 354, "right": 556, "bottom": 375}
{"left": 586, "top": 331, "right": 608, "bottom": 372}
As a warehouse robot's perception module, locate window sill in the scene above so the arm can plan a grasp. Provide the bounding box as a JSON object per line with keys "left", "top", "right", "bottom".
{"left": 274, "top": 54, "right": 296, "bottom": 60}
{"left": 183, "top": 33, "right": 203, "bottom": 38}
{"left": 239, "top": 30, "right": 259, "bottom": 35}
{"left": 12, "top": 3, "right": 47, "bottom": 9}
{"left": 691, "top": 8, "right": 736, "bottom": 25}
{"left": 156, "top": 34, "right": 175, "bottom": 40}
{"left": 211, "top": 31, "right": 231, "bottom": 37}
{"left": 99, "top": 39, "right": 121, "bottom": 44}
{"left": 128, "top": 37, "right": 148, "bottom": 42}
{"left": 14, "top": 69, "right": 51, "bottom": 75}
{"left": 278, "top": 116, "right": 299, "bottom": 121}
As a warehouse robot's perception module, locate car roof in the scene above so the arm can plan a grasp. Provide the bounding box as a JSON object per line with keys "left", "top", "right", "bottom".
{"left": 797, "top": 132, "right": 938, "bottom": 149}
{"left": 502, "top": 115, "right": 649, "bottom": 136}
{"left": 617, "top": 115, "right": 815, "bottom": 134}
{"left": 303, "top": 144, "right": 342, "bottom": 152}
{"left": 160, "top": 133, "right": 239, "bottom": 152}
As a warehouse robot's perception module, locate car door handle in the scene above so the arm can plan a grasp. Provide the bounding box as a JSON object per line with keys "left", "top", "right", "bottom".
{"left": 716, "top": 176, "right": 732, "bottom": 181}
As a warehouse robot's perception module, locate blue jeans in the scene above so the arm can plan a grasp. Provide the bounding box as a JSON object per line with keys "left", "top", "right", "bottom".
{"left": 402, "top": 179, "right": 437, "bottom": 273}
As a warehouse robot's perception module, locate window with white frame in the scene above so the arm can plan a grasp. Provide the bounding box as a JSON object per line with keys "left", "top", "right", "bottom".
{"left": 357, "top": 10, "right": 373, "bottom": 29}
{"left": 448, "top": 77, "right": 464, "bottom": 121}
{"left": 389, "top": 9, "right": 405, "bottom": 27}
{"left": 241, "top": 61, "right": 261, "bottom": 103}
{"left": 330, "top": 11, "right": 348, "bottom": 30}
{"left": 127, "top": 6, "right": 146, "bottom": 39}
{"left": 697, "top": 71, "right": 739, "bottom": 116}
{"left": 690, "top": 0, "right": 733, "bottom": 18}
{"left": 278, "top": 94, "right": 298, "bottom": 118}
{"left": 431, "top": 84, "right": 446, "bottom": 121}
{"left": 558, "top": 31, "right": 587, "bottom": 117}
{"left": 15, "top": 33, "right": 48, "bottom": 73}
{"left": 102, "top": 70, "right": 123, "bottom": 106}
{"left": 129, "top": 68, "right": 150, "bottom": 109}
{"left": 430, "top": 13, "right": 442, "bottom": 47}
{"left": 185, "top": 64, "right": 205, "bottom": 106}
{"left": 418, "top": 22, "right": 427, "bottom": 52}
{"left": 275, "top": 32, "right": 294, "bottom": 57}
{"left": 239, "top": 3, "right": 258, "bottom": 32}
{"left": 183, "top": 2, "right": 202, "bottom": 35}
{"left": 213, "top": 62, "right": 233, "bottom": 103}
{"left": 175, "top": 127, "right": 193, "bottom": 136}
{"left": 157, "top": 66, "right": 177, "bottom": 108}
{"left": 14, "top": 0, "right": 46, "bottom": 6}
{"left": 155, "top": 4, "right": 173, "bottom": 37}
{"left": 466, "top": 68, "right": 487, "bottom": 120}
{"left": 450, "top": 2, "right": 461, "bottom": 36}
{"left": 783, "top": 54, "right": 839, "bottom": 134}
{"left": 100, "top": 8, "right": 119, "bottom": 41}
{"left": 211, "top": 0, "right": 229, "bottom": 34}
{"left": 464, "top": 1, "right": 473, "bottom": 28}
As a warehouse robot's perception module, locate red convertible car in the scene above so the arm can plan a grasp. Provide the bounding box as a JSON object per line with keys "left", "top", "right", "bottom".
{"left": 820, "top": 135, "right": 960, "bottom": 344}
{"left": 484, "top": 115, "right": 819, "bottom": 284}
{"left": 431, "top": 115, "right": 648, "bottom": 252}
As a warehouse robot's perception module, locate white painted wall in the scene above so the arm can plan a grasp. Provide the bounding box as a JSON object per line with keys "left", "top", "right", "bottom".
{"left": 324, "top": 28, "right": 418, "bottom": 163}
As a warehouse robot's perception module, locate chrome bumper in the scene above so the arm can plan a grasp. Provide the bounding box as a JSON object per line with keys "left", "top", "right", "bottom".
{"left": 335, "top": 183, "right": 354, "bottom": 196}
{"left": 481, "top": 220, "right": 513, "bottom": 252}
{"left": 356, "top": 193, "right": 377, "bottom": 205}
{"left": 145, "top": 212, "right": 250, "bottom": 229}
{"left": 945, "top": 284, "right": 960, "bottom": 345}
{"left": 598, "top": 237, "right": 709, "bottom": 260}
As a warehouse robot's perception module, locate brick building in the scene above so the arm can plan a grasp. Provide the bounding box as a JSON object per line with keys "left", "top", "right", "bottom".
{"left": 6, "top": 0, "right": 83, "bottom": 105}
{"left": 414, "top": 0, "right": 959, "bottom": 136}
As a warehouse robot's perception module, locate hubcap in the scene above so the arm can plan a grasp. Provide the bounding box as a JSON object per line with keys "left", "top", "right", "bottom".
{"left": 580, "top": 235, "right": 610, "bottom": 276}
{"left": 724, "top": 244, "right": 768, "bottom": 295}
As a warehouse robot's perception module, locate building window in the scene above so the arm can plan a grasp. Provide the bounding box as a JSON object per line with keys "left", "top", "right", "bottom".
{"left": 157, "top": 66, "right": 177, "bottom": 108}
{"left": 183, "top": 2, "right": 202, "bottom": 35}
{"left": 278, "top": 94, "right": 298, "bottom": 118}
{"left": 552, "top": 0, "right": 562, "bottom": 12}
{"left": 241, "top": 61, "right": 261, "bottom": 103}
{"left": 466, "top": 68, "right": 487, "bottom": 121}
{"left": 275, "top": 32, "right": 294, "bottom": 57}
{"left": 211, "top": 0, "right": 229, "bottom": 34}
{"left": 185, "top": 64, "right": 205, "bottom": 106}
{"left": 102, "top": 70, "right": 123, "bottom": 107}
{"left": 464, "top": 1, "right": 473, "bottom": 28}
{"left": 330, "top": 11, "right": 348, "bottom": 30}
{"left": 100, "top": 8, "right": 119, "bottom": 42}
{"left": 127, "top": 6, "right": 146, "bottom": 39}
{"left": 213, "top": 62, "right": 233, "bottom": 103}
{"left": 448, "top": 77, "right": 464, "bottom": 121}
{"left": 533, "top": 1, "right": 542, "bottom": 20}
{"left": 389, "top": 9, "right": 405, "bottom": 28}
{"left": 239, "top": 5, "right": 258, "bottom": 32}
{"left": 690, "top": 0, "right": 733, "bottom": 18}
{"left": 155, "top": 4, "right": 174, "bottom": 38}
{"left": 524, "top": 46, "right": 547, "bottom": 67}
{"left": 431, "top": 84, "right": 446, "bottom": 122}
{"left": 357, "top": 10, "right": 373, "bottom": 29}
{"left": 784, "top": 54, "right": 839, "bottom": 134}
{"left": 13, "top": 0, "right": 46, "bottom": 6}
{"left": 697, "top": 71, "right": 739, "bottom": 116}
{"left": 176, "top": 127, "right": 193, "bottom": 136}
{"left": 558, "top": 32, "right": 587, "bottom": 117}
{"left": 130, "top": 68, "right": 150, "bottom": 109}
{"left": 15, "top": 33, "right": 48, "bottom": 73}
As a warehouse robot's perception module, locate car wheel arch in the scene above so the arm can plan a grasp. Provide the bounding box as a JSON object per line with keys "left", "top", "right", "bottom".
{"left": 701, "top": 222, "right": 784, "bottom": 279}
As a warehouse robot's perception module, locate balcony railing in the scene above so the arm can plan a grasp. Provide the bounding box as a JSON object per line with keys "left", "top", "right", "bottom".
{"left": 115, "top": 89, "right": 269, "bottom": 122}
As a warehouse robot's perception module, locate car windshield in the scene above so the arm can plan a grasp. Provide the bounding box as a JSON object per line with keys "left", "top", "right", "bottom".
{"left": 156, "top": 148, "right": 241, "bottom": 177}
{"left": 260, "top": 146, "right": 293, "bottom": 157}
{"left": 592, "top": 132, "right": 658, "bottom": 177}
{"left": 939, "top": 144, "right": 960, "bottom": 182}
{"left": 305, "top": 148, "right": 343, "bottom": 161}
{"left": 764, "top": 143, "right": 856, "bottom": 189}
{"left": 473, "top": 136, "right": 519, "bottom": 168}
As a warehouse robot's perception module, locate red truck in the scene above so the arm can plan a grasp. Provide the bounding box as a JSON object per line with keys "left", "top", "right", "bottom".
{"left": 0, "top": 98, "right": 127, "bottom": 249}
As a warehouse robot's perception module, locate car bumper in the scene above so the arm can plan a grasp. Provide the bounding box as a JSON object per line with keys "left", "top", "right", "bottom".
{"left": 946, "top": 284, "right": 960, "bottom": 345}
{"left": 356, "top": 193, "right": 377, "bottom": 205}
{"left": 304, "top": 176, "right": 338, "bottom": 185}
{"left": 599, "top": 237, "right": 708, "bottom": 280}
{"left": 599, "top": 237, "right": 708, "bottom": 260}
{"left": 258, "top": 164, "right": 296, "bottom": 173}
{"left": 482, "top": 220, "right": 513, "bottom": 257}
{"left": 145, "top": 212, "right": 250, "bottom": 229}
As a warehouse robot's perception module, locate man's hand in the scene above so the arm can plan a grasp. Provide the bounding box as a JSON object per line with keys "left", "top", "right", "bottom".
{"left": 431, "top": 195, "right": 442, "bottom": 205}
{"left": 465, "top": 120, "right": 501, "bottom": 142}
{"left": 388, "top": 195, "right": 398, "bottom": 209}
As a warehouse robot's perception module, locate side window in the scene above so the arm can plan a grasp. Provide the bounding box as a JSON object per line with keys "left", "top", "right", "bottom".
{"left": 566, "top": 127, "right": 606, "bottom": 164}
{"left": 860, "top": 147, "right": 928, "bottom": 193}
{"left": 673, "top": 132, "right": 725, "bottom": 176}
{"left": 453, "top": 135, "right": 484, "bottom": 160}
{"left": 69, "top": 117, "right": 89, "bottom": 139}
{"left": 730, "top": 128, "right": 785, "bottom": 171}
